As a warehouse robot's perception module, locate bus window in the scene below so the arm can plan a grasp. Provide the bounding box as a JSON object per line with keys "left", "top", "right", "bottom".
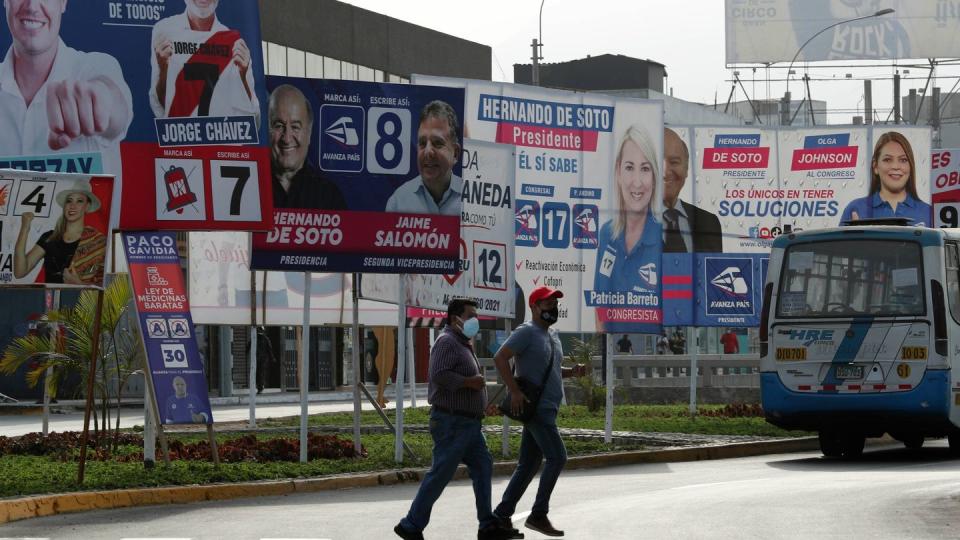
{"left": 946, "top": 243, "right": 960, "bottom": 323}
{"left": 776, "top": 239, "right": 924, "bottom": 318}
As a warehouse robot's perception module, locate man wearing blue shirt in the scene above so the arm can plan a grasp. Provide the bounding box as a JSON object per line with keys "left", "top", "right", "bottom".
{"left": 163, "top": 376, "right": 209, "bottom": 424}
{"left": 385, "top": 100, "right": 462, "bottom": 216}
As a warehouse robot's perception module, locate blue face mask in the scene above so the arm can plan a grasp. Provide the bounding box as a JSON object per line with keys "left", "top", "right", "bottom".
{"left": 462, "top": 317, "right": 480, "bottom": 339}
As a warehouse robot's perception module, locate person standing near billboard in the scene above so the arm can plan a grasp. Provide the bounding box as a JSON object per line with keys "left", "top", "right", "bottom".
{"left": 150, "top": 0, "right": 260, "bottom": 122}
{"left": 593, "top": 125, "right": 662, "bottom": 332}
{"left": 13, "top": 179, "right": 106, "bottom": 285}
{"left": 839, "top": 131, "right": 931, "bottom": 226}
{"left": 663, "top": 128, "right": 723, "bottom": 253}
{"left": 385, "top": 100, "right": 463, "bottom": 216}
{"left": 268, "top": 84, "right": 346, "bottom": 209}
{"left": 0, "top": 0, "right": 132, "bottom": 165}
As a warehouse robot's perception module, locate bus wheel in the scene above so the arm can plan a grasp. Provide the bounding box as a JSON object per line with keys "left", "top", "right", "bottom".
{"left": 840, "top": 435, "right": 865, "bottom": 458}
{"left": 819, "top": 431, "right": 843, "bottom": 458}
{"left": 902, "top": 435, "right": 924, "bottom": 450}
{"left": 948, "top": 430, "right": 960, "bottom": 457}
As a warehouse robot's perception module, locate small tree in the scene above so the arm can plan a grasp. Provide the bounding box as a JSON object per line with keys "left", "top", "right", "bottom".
{"left": 0, "top": 276, "right": 143, "bottom": 452}
{"left": 565, "top": 336, "right": 606, "bottom": 412}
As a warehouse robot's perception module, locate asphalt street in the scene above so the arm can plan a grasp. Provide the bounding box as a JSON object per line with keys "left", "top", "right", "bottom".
{"left": 4, "top": 441, "right": 960, "bottom": 539}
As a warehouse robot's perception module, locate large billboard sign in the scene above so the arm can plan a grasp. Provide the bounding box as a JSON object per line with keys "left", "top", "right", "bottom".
{"left": 726, "top": 0, "right": 958, "bottom": 64}
{"left": 250, "top": 78, "right": 464, "bottom": 274}
{"left": 415, "top": 75, "right": 664, "bottom": 334}
{"left": 0, "top": 0, "right": 271, "bottom": 231}
{"left": 188, "top": 231, "right": 398, "bottom": 326}
{"left": 0, "top": 171, "right": 114, "bottom": 288}
{"left": 360, "top": 139, "right": 517, "bottom": 318}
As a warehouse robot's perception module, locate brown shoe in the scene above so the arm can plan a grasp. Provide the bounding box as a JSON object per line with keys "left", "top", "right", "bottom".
{"left": 525, "top": 513, "right": 563, "bottom": 537}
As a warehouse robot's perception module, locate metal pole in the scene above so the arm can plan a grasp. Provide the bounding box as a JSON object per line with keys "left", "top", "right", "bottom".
{"left": 501, "top": 320, "right": 512, "bottom": 457}
{"left": 299, "top": 273, "right": 311, "bottom": 463}
{"left": 688, "top": 327, "right": 699, "bottom": 416}
{"left": 531, "top": 39, "right": 540, "bottom": 86}
{"left": 604, "top": 333, "right": 614, "bottom": 443}
{"left": 408, "top": 327, "right": 416, "bottom": 408}
{"left": 864, "top": 80, "right": 873, "bottom": 125}
{"left": 143, "top": 383, "right": 155, "bottom": 468}
{"left": 248, "top": 265, "right": 257, "bottom": 428}
{"left": 394, "top": 278, "right": 407, "bottom": 463}
{"left": 894, "top": 72, "right": 901, "bottom": 124}
{"left": 351, "top": 273, "right": 362, "bottom": 454}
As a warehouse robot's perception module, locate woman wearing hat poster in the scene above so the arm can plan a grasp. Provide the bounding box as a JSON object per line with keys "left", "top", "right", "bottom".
{"left": 13, "top": 179, "right": 107, "bottom": 286}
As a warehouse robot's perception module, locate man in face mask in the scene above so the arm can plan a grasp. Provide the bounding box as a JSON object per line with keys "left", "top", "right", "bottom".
{"left": 395, "top": 298, "right": 519, "bottom": 540}
{"left": 491, "top": 286, "right": 586, "bottom": 538}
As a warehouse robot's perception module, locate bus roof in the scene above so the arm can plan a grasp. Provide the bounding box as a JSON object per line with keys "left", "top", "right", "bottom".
{"left": 771, "top": 225, "right": 950, "bottom": 249}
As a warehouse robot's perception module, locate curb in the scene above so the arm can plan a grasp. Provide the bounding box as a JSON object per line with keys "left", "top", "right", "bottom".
{"left": 0, "top": 437, "right": 818, "bottom": 525}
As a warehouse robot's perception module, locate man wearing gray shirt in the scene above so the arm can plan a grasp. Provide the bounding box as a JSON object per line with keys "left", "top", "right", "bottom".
{"left": 385, "top": 100, "right": 463, "bottom": 216}
{"left": 492, "top": 286, "right": 586, "bottom": 537}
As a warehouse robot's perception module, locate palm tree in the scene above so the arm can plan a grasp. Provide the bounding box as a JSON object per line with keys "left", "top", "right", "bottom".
{"left": 0, "top": 276, "right": 143, "bottom": 452}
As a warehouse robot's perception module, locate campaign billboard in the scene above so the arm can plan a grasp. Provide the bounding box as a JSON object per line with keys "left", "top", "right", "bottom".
{"left": 360, "top": 139, "right": 516, "bottom": 318}
{"left": 415, "top": 75, "right": 664, "bottom": 334}
{"left": 0, "top": 0, "right": 271, "bottom": 231}
{"left": 0, "top": 171, "right": 114, "bottom": 288}
{"left": 726, "top": 0, "right": 958, "bottom": 64}
{"left": 932, "top": 148, "right": 960, "bottom": 228}
{"left": 250, "top": 77, "right": 464, "bottom": 274}
{"left": 124, "top": 231, "right": 212, "bottom": 425}
{"left": 188, "top": 231, "right": 397, "bottom": 326}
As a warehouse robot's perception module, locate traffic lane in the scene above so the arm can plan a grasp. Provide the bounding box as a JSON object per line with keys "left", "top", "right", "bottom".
{"left": 5, "top": 443, "right": 960, "bottom": 539}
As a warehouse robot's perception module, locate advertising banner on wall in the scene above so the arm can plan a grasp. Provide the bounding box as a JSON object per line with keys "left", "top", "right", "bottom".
{"left": 124, "top": 231, "right": 212, "bottom": 425}
{"left": 360, "top": 139, "right": 517, "bottom": 318}
{"left": 0, "top": 0, "right": 271, "bottom": 231}
{"left": 188, "top": 231, "right": 397, "bottom": 326}
{"left": 415, "top": 75, "right": 664, "bottom": 334}
{"left": 0, "top": 171, "right": 114, "bottom": 288}
{"left": 726, "top": 0, "right": 958, "bottom": 64}
{"left": 250, "top": 77, "right": 464, "bottom": 274}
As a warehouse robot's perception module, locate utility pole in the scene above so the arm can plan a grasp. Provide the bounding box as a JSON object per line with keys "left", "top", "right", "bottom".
{"left": 893, "top": 71, "right": 901, "bottom": 124}
{"left": 531, "top": 38, "right": 542, "bottom": 86}
{"left": 864, "top": 80, "right": 873, "bottom": 125}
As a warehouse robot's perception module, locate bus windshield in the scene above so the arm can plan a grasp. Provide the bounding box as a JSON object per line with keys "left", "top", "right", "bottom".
{"left": 776, "top": 239, "right": 925, "bottom": 318}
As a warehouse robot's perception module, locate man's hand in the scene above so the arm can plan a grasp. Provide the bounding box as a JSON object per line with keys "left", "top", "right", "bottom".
{"left": 46, "top": 79, "right": 114, "bottom": 150}
{"left": 510, "top": 390, "right": 529, "bottom": 417}
{"left": 463, "top": 374, "right": 485, "bottom": 390}
{"left": 153, "top": 32, "right": 173, "bottom": 70}
{"left": 232, "top": 38, "right": 251, "bottom": 77}
{"left": 485, "top": 402, "right": 501, "bottom": 417}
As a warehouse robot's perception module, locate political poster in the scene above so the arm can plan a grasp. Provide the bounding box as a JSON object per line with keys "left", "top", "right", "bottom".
{"left": 250, "top": 77, "right": 464, "bottom": 274}
{"left": 932, "top": 148, "right": 960, "bottom": 228}
{"left": 124, "top": 231, "right": 212, "bottom": 425}
{"left": 777, "top": 127, "right": 870, "bottom": 231}
{"left": 360, "top": 139, "right": 516, "bottom": 318}
{"left": 188, "top": 231, "right": 397, "bottom": 326}
{"left": 0, "top": 0, "right": 271, "bottom": 231}
{"left": 726, "top": 0, "right": 955, "bottom": 64}
{"left": 862, "top": 127, "right": 932, "bottom": 227}
{"left": 415, "top": 75, "right": 664, "bottom": 334}
{"left": 0, "top": 171, "right": 114, "bottom": 288}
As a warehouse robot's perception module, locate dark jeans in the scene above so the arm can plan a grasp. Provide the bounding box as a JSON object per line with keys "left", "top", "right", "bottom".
{"left": 495, "top": 406, "right": 567, "bottom": 518}
{"left": 400, "top": 409, "right": 495, "bottom": 532}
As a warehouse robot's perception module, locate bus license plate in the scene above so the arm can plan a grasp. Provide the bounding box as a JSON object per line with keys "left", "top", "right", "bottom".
{"left": 776, "top": 348, "right": 806, "bottom": 361}
{"left": 835, "top": 365, "right": 863, "bottom": 379}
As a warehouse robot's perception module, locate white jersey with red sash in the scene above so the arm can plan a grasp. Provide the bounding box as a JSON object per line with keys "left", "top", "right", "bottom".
{"left": 149, "top": 12, "right": 259, "bottom": 122}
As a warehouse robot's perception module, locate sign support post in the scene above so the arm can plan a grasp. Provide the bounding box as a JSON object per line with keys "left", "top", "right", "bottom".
{"left": 299, "top": 273, "right": 311, "bottom": 463}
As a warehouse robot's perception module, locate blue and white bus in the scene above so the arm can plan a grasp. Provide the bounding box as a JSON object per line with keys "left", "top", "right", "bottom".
{"left": 760, "top": 222, "right": 960, "bottom": 457}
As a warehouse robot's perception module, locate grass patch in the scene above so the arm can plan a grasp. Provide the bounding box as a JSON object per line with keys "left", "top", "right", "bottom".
{"left": 0, "top": 403, "right": 806, "bottom": 499}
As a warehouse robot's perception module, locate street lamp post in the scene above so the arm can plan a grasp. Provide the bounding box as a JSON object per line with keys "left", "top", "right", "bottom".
{"left": 782, "top": 8, "right": 894, "bottom": 125}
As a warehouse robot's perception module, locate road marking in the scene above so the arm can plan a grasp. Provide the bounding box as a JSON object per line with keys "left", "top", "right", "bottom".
{"left": 0, "top": 537, "right": 51, "bottom": 540}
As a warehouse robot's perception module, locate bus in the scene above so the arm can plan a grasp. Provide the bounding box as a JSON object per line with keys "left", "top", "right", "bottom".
{"left": 760, "top": 222, "right": 960, "bottom": 457}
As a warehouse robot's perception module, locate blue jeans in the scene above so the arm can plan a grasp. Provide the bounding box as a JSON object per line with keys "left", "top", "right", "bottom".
{"left": 495, "top": 406, "right": 567, "bottom": 517}
{"left": 400, "top": 410, "right": 495, "bottom": 533}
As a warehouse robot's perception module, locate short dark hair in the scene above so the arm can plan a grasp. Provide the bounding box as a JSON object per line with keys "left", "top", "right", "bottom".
{"left": 420, "top": 100, "right": 460, "bottom": 143}
{"left": 447, "top": 297, "right": 478, "bottom": 325}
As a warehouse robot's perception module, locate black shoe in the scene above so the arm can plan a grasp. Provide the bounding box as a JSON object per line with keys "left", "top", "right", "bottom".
{"left": 525, "top": 513, "right": 564, "bottom": 537}
{"left": 479, "top": 522, "right": 522, "bottom": 540}
{"left": 493, "top": 515, "right": 524, "bottom": 539}
{"left": 394, "top": 523, "right": 424, "bottom": 540}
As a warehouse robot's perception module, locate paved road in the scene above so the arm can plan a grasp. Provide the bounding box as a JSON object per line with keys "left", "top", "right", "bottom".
{"left": 5, "top": 441, "right": 960, "bottom": 539}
